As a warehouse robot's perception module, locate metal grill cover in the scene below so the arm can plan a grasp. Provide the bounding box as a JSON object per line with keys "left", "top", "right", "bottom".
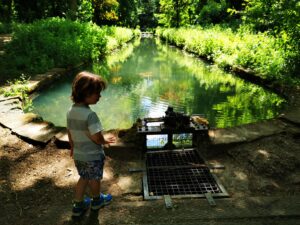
{"left": 143, "top": 149, "right": 228, "bottom": 199}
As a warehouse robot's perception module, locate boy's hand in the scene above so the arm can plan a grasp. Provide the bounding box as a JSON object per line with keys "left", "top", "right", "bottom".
{"left": 104, "top": 135, "right": 116, "bottom": 147}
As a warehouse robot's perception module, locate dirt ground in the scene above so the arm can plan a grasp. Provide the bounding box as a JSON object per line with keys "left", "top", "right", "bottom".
{"left": 0, "top": 116, "right": 300, "bottom": 225}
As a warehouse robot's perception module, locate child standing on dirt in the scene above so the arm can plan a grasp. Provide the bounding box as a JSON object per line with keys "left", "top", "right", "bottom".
{"left": 67, "top": 71, "right": 116, "bottom": 217}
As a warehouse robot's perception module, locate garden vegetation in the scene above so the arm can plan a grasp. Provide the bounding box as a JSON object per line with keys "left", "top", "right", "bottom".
{"left": 0, "top": 18, "right": 140, "bottom": 84}
{"left": 156, "top": 26, "right": 291, "bottom": 83}
{"left": 0, "top": 0, "right": 299, "bottom": 87}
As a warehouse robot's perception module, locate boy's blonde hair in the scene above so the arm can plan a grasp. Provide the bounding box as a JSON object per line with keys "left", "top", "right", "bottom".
{"left": 71, "top": 71, "right": 106, "bottom": 103}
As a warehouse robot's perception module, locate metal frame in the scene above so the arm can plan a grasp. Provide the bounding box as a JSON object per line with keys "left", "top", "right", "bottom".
{"left": 143, "top": 149, "right": 229, "bottom": 200}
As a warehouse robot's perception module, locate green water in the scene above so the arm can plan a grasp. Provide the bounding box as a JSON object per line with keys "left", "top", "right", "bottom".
{"left": 32, "top": 38, "right": 286, "bottom": 130}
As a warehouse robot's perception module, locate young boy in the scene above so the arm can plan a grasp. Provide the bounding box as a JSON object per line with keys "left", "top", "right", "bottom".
{"left": 67, "top": 71, "right": 116, "bottom": 217}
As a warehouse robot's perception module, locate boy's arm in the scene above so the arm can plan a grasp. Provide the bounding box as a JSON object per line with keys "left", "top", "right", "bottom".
{"left": 89, "top": 131, "right": 116, "bottom": 146}
{"left": 67, "top": 129, "right": 74, "bottom": 157}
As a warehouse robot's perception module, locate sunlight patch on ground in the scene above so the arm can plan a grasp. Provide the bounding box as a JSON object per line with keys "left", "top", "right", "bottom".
{"left": 257, "top": 149, "right": 270, "bottom": 159}
{"left": 9, "top": 153, "right": 76, "bottom": 191}
{"left": 234, "top": 171, "right": 248, "bottom": 181}
{"left": 117, "top": 176, "right": 133, "bottom": 191}
{"left": 103, "top": 167, "right": 114, "bottom": 180}
{"left": 236, "top": 199, "right": 247, "bottom": 209}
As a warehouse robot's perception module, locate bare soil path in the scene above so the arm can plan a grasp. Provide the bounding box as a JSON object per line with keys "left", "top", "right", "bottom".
{"left": 1, "top": 116, "right": 300, "bottom": 225}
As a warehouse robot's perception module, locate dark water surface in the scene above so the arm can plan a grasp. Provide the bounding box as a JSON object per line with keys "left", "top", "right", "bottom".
{"left": 33, "top": 38, "right": 286, "bottom": 130}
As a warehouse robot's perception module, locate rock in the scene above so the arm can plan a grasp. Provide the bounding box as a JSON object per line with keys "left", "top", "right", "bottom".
{"left": 209, "top": 119, "right": 287, "bottom": 145}
{"left": 0, "top": 97, "right": 23, "bottom": 114}
{"left": 280, "top": 108, "right": 300, "bottom": 125}
{"left": 54, "top": 128, "right": 70, "bottom": 148}
{"left": 0, "top": 113, "right": 42, "bottom": 130}
{"left": 12, "top": 121, "right": 62, "bottom": 144}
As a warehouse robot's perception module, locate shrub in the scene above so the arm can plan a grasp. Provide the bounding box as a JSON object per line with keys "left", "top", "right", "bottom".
{"left": 0, "top": 18, "right": 138, "bottom": 83}
{"left": 156, "top": 26, "right": 292, "bottom": 82}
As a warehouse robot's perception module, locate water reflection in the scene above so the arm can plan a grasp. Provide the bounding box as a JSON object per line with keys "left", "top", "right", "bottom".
{"left": 33, "top": 38, "right": 286, "bottom": 130}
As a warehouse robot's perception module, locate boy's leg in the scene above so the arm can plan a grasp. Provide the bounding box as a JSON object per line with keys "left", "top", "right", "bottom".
{"left": 89, "top": 179, "right": 112, "bottom": 210}
{"left": 72, "top": 177, "right": 90, "bottom": 217}
{"left": 89, "top": 179, "right": 101, "bottom": 197}
{"left": 75, "top": 177, "right": 89, "bottom": 201}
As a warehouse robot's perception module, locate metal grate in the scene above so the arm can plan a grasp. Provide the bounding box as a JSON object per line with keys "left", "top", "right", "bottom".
{"left": 146, "top": 149, "right": 204, "bottom": 167}
{"left": 143, "top": 148, "right": 228, "bottom": 199}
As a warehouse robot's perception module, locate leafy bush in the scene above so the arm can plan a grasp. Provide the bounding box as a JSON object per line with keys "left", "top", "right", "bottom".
{"left": 156, "top": 26, "right": 293, "bottom": 82}
{"left": 0, "top": 18, "right": 139, "bottom": 83}
{"left": 0, "top": 74, "right": 33, "bottom": 112}
{"left": 0, "top": 22, "right": 13, "bottom": 34}
{"left": 104, "top": 26, "right": 140, "bottom": 52}
{"left": 198, "top": 0, "right": 228, "bottom": 24}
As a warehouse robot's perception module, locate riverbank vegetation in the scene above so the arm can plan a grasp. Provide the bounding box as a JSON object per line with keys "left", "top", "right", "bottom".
{"left": 155, "top": 0, "right": 299, "bottom": 87}
{"left": 0, "top": 18, "right": 139, "bottom": 84}
{"left": 156, "top": 26, "right": 290, "bottom": 83}
{"left": 0, "top": 0, "right": 299, "bottom": 87}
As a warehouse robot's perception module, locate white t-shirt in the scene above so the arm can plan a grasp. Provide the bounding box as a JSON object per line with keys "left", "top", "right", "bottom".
{"left": 67, "top": 104, "right": 104, "bottom": 161}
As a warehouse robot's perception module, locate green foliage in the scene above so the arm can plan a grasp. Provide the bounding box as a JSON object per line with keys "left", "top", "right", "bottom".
{"left": 93, "top": 0, "right": 119, "bottom": 25}
{"left": 198, "top": 0, "right": 229, "bottom": 24}
{"left": 77, "top": 0, "right": 94, "bottom": 22}
{"left": 118, "top": 0, "right": 138, "bottom": 27}
{"left": 2, "top": 18, "right": 106, "bottom": 75}
{"left": 104, "top": 26, "right": 138, "bottom": 52}
{"left": 13, "top": 0, "right": 69, "bottom": 22}
{"left": 157, "top": 0, "right": 191, "bottom": 27}
{"left": 241, "top": 0, "right": 300, "bottom": 77}
{"left": 138, "top": 0, "right": 158, "bottom": 29}
{"left": 0, "top": 74, "right": 33, "bottom": 112}
{"left": 0, "top": 18, "right": 138, "bottom": 84}
{"left": 156, "top": 26, "right": 293, "bottom": 82}
{"left": 0, "top": 22, "right": 12, "bottom": 33}
{"left": 157, "top": 0, "right": 234, "bottom": 27}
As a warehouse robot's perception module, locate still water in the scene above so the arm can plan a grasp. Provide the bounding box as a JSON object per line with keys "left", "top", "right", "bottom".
{"left": 33, "top": 38, "right": 286, "bottom": 130}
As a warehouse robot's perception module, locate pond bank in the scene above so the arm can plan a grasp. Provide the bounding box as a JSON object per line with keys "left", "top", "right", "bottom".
{"left": 0, "top": 43, "right": 300, "bottom": 147}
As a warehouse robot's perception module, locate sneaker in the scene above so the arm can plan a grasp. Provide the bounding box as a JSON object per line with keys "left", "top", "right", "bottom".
{"left": 72, "top": 197, "right": 91, "bottom": 217}
{"left": 91, "top": 193, "right": 112, "bottom": 210}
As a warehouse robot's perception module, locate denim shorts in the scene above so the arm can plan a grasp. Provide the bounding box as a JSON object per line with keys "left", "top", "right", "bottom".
{"left": 74, "top": 157, "right": 105, "bottom": 180}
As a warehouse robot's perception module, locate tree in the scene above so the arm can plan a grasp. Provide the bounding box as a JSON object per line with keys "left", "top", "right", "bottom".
{"left": 13, "top": 0, "right": 68, "bottom": 22}
{"left": 157, "top": 0, "right": 190, "bottom": 27}
{"left": 67, "top": 0, "right": 78, "bottom": 20}
{"left": 93, "top": 0, "right": 119, "bottom": 25}
{"left": 0, "top": 0, "right": 13, "bottom": 23}
{"left": 242, "top": 0, "right": 300, "bottom": 77}
{"left": 137, "top": 0, "right": 158, "bottom": 30}
{"left": 118, "top": 0, "right": 138, "bottom": 27}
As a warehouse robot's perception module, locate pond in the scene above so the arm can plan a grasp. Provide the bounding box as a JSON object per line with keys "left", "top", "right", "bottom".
{"left": 32, "top": 38, "right": 286, "bottom": 130}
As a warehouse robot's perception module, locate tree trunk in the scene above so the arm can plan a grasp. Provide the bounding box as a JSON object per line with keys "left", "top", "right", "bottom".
{"left": 68, "top": 0, "right": 77, "bottom": 20}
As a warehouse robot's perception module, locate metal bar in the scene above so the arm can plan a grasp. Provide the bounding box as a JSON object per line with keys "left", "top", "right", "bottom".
{"left": 211, "top": 174, "right": 229, "bottom": 197}
{"left": 147, "top": 164, "right": 208, "bottom": 169}
{"left": 128, "top": 168, "right": 145, "bottom": 173}
{"left": 164, "top": 195, "right": 173, "bottom": 209}
{"left": 209, "top": 164, "right": 225, "bottom": 170}
{"left": 146, "top": 148, "right": 196, "bottom": 154}
{"left": 205, "top": 192, "right": 216, "bottom": 207}
{"left": 145, "top": 192, "right": 229, "bottom": 200}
